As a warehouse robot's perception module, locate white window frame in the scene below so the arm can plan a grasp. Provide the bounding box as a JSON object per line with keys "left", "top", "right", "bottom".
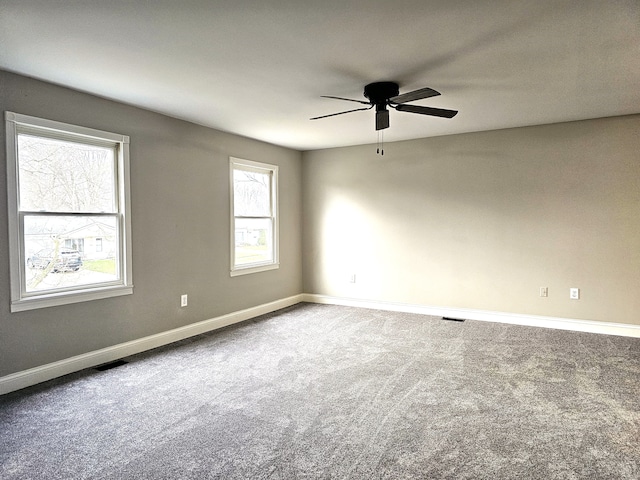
{"left": 5, "top": 112, "right": 133, "bottom": 312}
{"left": 230, "top": 157, "right": 279, "bottom": 276}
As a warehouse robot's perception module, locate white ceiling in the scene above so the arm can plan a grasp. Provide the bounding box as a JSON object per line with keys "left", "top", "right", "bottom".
{"left": 1, "top": 1, "right": 639, "bottom": 151}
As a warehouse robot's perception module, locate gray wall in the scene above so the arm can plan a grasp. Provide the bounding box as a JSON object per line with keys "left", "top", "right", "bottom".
{"left": 302, "top": 115, "right": 640, "bottom": 325}
{"left": 0, "top": 71, "right": 303, "bottom": 377}
{"left": 2, "top": 69, "right": 639, "bottom": 380}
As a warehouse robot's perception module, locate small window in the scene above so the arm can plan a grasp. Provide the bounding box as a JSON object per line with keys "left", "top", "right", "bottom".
{"left": 230, "top": 158, "right": 278, "bottom": 276}
{"left": 5, "top": 112, "right": 133, "bottom": 311}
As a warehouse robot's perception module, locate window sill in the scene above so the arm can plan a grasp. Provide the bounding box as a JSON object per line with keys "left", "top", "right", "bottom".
{"left": 11, "top": 285, "right": 133, "bottom": 312}
{"left": 230, "top": 263, "right": 279, "bottom": 277}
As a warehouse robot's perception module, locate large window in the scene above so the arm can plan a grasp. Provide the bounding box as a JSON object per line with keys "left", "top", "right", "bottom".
{"left": 230, "top": 158, "right": 278, "bottom": 276}
{"left": 5, "top": 112, "right": 133, "bottom": 311}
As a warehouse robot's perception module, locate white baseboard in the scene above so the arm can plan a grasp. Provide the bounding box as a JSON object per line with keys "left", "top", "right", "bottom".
{"left": 0, "top": 294, "right": 304, "bottom": 395}
{"left": 301, "top": 294, "right": 640, "bottom": 338}
{"left": 3, "top": 292, "right": 638, "bottom": 395}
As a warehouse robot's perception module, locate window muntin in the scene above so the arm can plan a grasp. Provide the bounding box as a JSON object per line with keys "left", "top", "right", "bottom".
{"left": 6, "top": 112, "right": 133, "bottom": 311}
{"left": 230, "top": 158, "right": 278, "bottom": 276}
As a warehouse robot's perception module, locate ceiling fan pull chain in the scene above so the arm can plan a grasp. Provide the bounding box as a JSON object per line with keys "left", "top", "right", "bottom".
{"left": 376, "top": 130, "right": 384, "bottom": 155}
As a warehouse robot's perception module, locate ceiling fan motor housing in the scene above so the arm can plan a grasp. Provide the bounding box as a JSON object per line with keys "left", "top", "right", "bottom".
{"left": 364, "top": 82, "right": 399, "bottom": 107}
{"left": 364, "top": 82, "right": 398, "bottom": 130}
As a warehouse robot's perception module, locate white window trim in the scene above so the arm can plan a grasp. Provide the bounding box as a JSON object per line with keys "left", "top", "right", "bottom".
{"left": 5, "top": 112, "right": 133, "bottom": 312}
{"left": 229, "top": 157, "right": 279, "bottom": 276}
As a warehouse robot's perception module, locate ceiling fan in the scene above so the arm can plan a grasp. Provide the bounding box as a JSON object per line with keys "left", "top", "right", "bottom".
{"left": 311, "top": 81, "right": 458, "bottom": 131}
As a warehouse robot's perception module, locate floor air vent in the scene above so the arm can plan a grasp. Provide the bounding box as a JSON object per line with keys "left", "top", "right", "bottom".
{"left": 95, "top": 359, "right": 129, "bottom": 371}
{"left": 442, "top": 317, "right": 465, "bottom": 322}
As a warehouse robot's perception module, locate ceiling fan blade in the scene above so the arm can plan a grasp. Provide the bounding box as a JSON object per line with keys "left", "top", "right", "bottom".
{"left": 321, "top": 95, "right": 371, "bottom": 105}
{"left": 389, "top": 87, "right": 441, "bottom": 104}
{"left": 395, "top": 104, "right": 458, "bottom": 118}
{"left": 310, "top": 106, "right": 372, "bottom": 120}
{"left": 376, "top": 110, "right": 389, "bottom": 130}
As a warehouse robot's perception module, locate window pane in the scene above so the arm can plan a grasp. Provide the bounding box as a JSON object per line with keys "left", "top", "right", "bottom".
{"left": 24, "top": 215, "right": 119, "bottom": 293}
{"left": 234, "top": 217, "right": 273, "bottom": 266}
{"left": 18, "top": 134, "right": 116, "bottom": 213}
{"left": 233, "top": 169, "right": 271, "bottom": 217}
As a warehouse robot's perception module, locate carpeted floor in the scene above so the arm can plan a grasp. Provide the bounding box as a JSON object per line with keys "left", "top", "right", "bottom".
{"left": 1, "top": 303, "right": 639, "bottom": 479}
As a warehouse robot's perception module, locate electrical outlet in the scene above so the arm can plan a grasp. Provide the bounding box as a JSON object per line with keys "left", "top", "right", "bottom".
{"left": 570, "top": 288, "right": 580, "bottom": 300}
{"left": 181, "top": 294, "right": 188, "bottom": 307}
{"left": 349, "top": 274, "right": 356, "bottom": 283}
{"left": 540, "top": 287, "right": 548, "bottom": 297}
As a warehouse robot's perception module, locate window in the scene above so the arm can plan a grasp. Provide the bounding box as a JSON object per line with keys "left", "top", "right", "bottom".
{"left": 230, "top": 158, "right": 278, "bottom": 276}
{"left": 5, "top": 112, "right": 133, "bottom": 311}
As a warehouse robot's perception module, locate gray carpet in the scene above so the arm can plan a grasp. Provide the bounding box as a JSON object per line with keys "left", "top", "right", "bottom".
{"left": 1, "top": 303, "right": 639, "bottom": 479}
